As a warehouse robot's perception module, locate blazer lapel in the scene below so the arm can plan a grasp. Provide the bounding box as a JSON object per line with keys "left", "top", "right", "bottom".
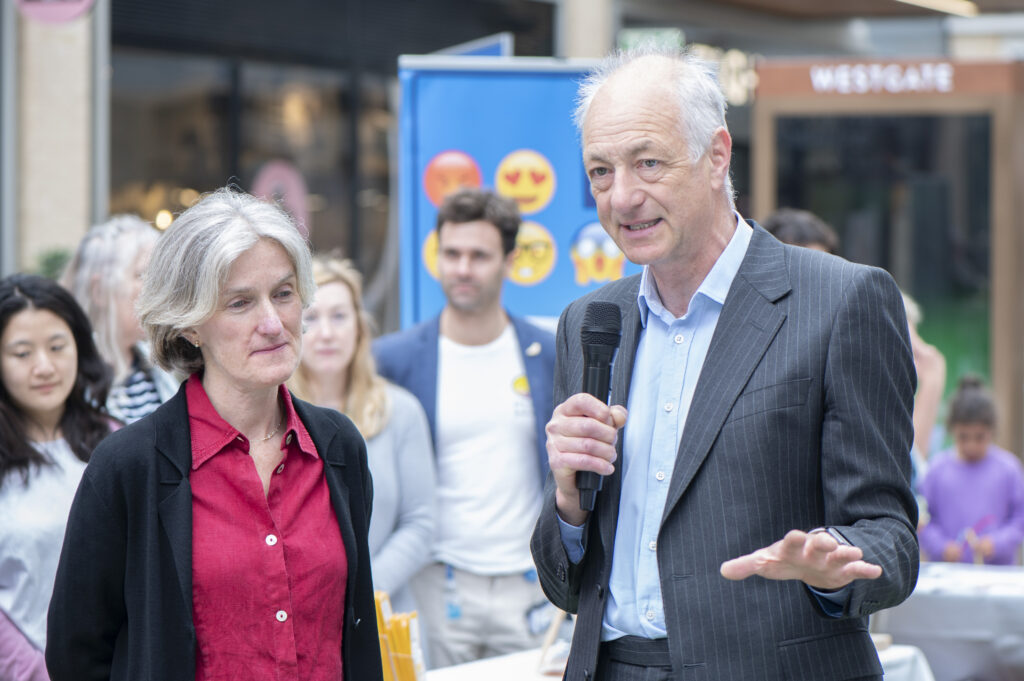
{"left": 323, "top": 450, "right": 359, "bottom": 602}
{"left": 296, "top": 400, "right": 360, "bottom": 602}
{"left": 416, "top": 318, "right": 441, "bottom": 448}
{"left": 154, "top": 386, "right": 195, "bottom": 620}
{"left": 662, "top": 226, "right": 791, "bottom": 523}
{"left": 598, "top": 280, "right": 642, "bottom": 553}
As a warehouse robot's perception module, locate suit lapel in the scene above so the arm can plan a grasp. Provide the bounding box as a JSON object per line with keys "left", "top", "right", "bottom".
{"left": 662, "top": 226, "right": 791, "bottom": 523}
{"left": 598, "top": 281, "right": 642, "bottom": 553}
{"left": 417, "top": 319, "right": 441, "bottom": 447}
{"left": 511, "top": 317, "right": 546, "bottom": 480}
{"left": 295, "top": 399, "right": 360, "bottom": 602}
{"left": 611, "top": 290, "right": 641, "bottom": 412}
{"left": 154, "top": 386, "right": 195, "bottom": 620}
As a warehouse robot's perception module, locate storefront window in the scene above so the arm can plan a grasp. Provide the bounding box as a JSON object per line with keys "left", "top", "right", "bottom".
{"left": 110, "top": 48, "right": 394, "bottom": 290}
{"left": 110, "top": 50, "right": 231, "bottom": 224}
{"left": 240, "top": 62, "right": 350, "bottom": 252}
{"left": 776, "top": 114, "right": 991, "bottom": 404}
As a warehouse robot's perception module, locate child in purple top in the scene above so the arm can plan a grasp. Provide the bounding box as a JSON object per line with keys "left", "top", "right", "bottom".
{"left": 919, "top": 375, "right": 1024, "bottom": 565}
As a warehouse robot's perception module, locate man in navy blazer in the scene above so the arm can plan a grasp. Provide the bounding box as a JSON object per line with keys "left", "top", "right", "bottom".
{"left": 530, "top": 50, "right": 918, "bottom": 680}
{"left": 374, "top": 187, "right": 555, "bottom": 668}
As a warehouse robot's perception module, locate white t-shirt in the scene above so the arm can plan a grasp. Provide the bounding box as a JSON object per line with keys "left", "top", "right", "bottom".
{"left": 0, "top": 438, "right": 86, "bottom": 650}
{"left": 435, "top": 324, "right": 542, "bottom": 575}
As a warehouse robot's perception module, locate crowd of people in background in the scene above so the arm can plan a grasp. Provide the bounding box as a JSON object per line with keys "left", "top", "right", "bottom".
{"left": 2, "top": 45, "right": 1024, "bottom": 681}
{"left": 766, "top": 207, "right": 1024, "bottom": 567}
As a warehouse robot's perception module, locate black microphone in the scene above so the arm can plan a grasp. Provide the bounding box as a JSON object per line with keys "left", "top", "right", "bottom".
{"left": 577, "top": 301, "right": 622, "bottom": 512}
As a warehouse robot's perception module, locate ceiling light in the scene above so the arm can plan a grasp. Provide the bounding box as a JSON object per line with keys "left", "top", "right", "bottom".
{"left": 892, "top": 0, "right": 979, "bottom": 17}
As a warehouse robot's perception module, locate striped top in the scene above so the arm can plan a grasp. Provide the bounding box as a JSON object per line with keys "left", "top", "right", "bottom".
{"left": 107, "top": 356, "right": 164, "bottom": 424}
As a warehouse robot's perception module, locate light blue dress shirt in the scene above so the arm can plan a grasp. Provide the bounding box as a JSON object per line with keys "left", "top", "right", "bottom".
{"left": 603, "top": 218, "right": 751, "bottom": 639}
{"left": 558, "top": 217, "right": 847, "bottom": 640}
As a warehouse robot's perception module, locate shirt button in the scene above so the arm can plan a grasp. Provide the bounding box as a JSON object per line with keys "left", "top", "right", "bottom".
{"left": 236, "top": 436, "right": 244, "bottom": 442}
{"left": 265, "top": 534, "right": 278, "bottom": 546}
{"left": 655, "top": 471, "right": 666, "bottom": 481}
{"left": 276, "top": 464, "right": 285, "bottom": 474}
{"left": 646, "top": 610, "right": 655, "bottom": 621}
{"left": 648, "top": 540, "right": 657, "bottom": 551}
{"left": 286, "top": 433, "right": 293, "bottom": 445}
{"left": 664, "top": 402, "right": 674, "bottom": 412}
{"left": 674, "top": 334, "right": 684, "bottom": 344}
{"left": 276, "top": 610, "right": 288, "bottom": 622}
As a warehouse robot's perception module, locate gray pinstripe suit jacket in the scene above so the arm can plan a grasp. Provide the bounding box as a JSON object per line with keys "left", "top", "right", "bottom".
{"left": 531, "top": 223, "right": 919, "bottom": 681}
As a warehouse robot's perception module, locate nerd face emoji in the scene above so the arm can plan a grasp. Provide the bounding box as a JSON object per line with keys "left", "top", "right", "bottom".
{"left": 509, "top": 221, "right": 557, "bottom": 286}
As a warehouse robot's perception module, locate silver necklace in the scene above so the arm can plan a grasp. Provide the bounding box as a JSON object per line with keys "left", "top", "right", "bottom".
{"left": 256, "top": 415, "right": 283, "bottom": 443}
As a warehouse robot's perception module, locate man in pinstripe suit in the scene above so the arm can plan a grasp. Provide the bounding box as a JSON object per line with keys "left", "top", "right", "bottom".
{"left": 530, "top": 49, "right": 918, "bottom": 681}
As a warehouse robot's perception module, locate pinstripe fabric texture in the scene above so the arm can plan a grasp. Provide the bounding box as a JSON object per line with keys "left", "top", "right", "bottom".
{"left": 596, "top": 653, "right": 673, "bottom": 681}
{"left": 531, "top": 223, "right": 919, "bottom": 681}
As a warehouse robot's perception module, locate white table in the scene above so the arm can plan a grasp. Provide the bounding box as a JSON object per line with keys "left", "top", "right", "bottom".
{"left": 871, "top": 562, "right": 1024, "bottom": 681}
{"left": 426, "top": 643, "right": 934, "bottom": 681}
{"left": 879, "top": 643, "right": 936, "bottom": 681}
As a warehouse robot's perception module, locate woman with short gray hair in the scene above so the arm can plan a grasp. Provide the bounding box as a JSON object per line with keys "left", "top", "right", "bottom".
{"left": 47, "top": 187, "right": 384, "bottom": 681}
{"left": 61, "top": 215, "right": 177, "bottom": 423}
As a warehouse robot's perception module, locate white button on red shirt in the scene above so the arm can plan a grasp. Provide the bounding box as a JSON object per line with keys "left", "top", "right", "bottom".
{"left": 186, "top": 375, "right": 347, "bottom": 681}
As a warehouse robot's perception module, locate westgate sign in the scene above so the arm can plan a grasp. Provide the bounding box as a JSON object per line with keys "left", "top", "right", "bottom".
{"left": 809, "top": 62, "right": 954, "bottom": 95}
{"left": 756, "top": 59, "right": 1022, "bottom": 98}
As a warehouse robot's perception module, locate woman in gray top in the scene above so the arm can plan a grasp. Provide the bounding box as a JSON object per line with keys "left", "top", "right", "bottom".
{"left": 290, "top": 255, "right": 436, "bottom": 615}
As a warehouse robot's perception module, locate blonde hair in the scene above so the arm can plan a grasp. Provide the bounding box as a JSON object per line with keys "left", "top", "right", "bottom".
{"left": 902, "top": 292, "right": 922, "bottom": 329}
{"left": 289, "top": 255, "right": 390, "bottom": 439}
{"left": 137, "top": 188, "right": 315, "bottom": 375}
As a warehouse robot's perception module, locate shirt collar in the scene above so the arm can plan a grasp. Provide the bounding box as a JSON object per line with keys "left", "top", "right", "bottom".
{"left": 637, "top": 213, "right": 753, "bottom": 327}
{"left": 187, "top": 373, "right": 318, "bottom": 470}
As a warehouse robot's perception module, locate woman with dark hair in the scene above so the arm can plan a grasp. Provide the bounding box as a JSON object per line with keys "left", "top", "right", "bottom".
{"left": 0, "top": 273, "right": 111, "bottom": 681}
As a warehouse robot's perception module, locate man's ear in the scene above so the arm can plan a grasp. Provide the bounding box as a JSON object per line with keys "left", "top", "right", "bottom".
{"left": 706, "top": 127, "right": 733, "bottom": 192}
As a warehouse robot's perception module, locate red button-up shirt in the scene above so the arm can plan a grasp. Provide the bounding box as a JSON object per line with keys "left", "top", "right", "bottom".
{"left": 187, "top": 374, "right": 347, "bottom": 681}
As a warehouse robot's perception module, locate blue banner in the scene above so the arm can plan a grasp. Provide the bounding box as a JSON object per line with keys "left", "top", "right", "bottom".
{"left": 398, "top": 56, "right": 641, "bottom": 328}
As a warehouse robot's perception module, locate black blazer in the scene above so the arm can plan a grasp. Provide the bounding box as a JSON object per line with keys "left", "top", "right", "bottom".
{"left": 46, "top": 382, "right": 384, "bottom": 681}
{"left": 531, "top": 224, "right": 919, "bottom": 681}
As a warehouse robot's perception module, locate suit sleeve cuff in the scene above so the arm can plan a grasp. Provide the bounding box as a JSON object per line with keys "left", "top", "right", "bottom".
{"left": 807, "top": 583, "right": 852, "bottom": 617}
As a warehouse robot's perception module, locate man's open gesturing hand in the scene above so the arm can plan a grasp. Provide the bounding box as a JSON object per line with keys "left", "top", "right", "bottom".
{"left": 720, "top": 529, "right": 881, "bottom": 591}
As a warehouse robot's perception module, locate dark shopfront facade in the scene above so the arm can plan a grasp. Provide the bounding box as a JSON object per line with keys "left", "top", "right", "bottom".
{"left": 108, "top": 0, "right": 554, "bottom": 321}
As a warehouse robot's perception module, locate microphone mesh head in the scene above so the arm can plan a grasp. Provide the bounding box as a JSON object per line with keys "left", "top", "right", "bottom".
{"left": 581, "top": 302, "right": 622, "bottom": 347}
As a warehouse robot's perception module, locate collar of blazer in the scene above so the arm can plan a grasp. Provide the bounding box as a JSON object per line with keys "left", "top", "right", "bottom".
{"left": 149, "top": 380, "right": 358, "bottom": 621}
{"left": 150, "top": 381, "right": 351, "bottom": 478}
{"left": 661, "top": 222, "right": 793, "bottom": 522}
{"left": 594, "top": 222, "right": 794, "bottom": 536}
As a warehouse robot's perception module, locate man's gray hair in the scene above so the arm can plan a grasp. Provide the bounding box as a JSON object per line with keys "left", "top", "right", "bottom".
{"left": 575, "top": 46, "right": 734, "bottom": 200}
{"left": 137, "top": 187, "right": 314, "bottom": 375}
